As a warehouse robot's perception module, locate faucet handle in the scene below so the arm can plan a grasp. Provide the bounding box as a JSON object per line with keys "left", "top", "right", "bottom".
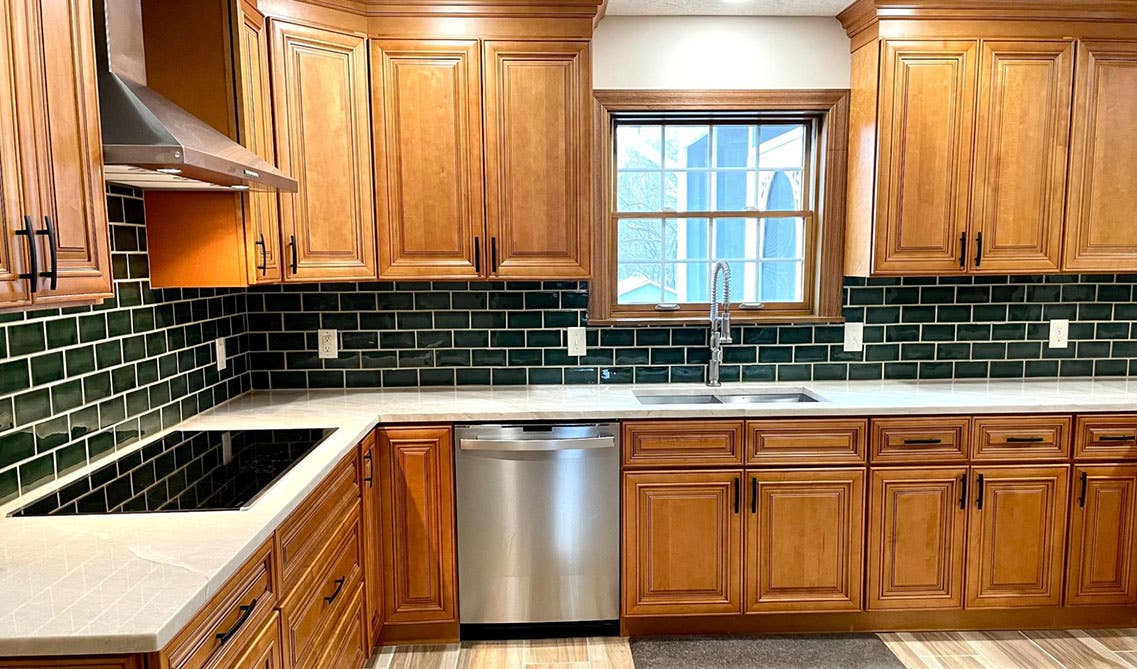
{"left": 720, "top": 312, "right": 732, "bottom": 344}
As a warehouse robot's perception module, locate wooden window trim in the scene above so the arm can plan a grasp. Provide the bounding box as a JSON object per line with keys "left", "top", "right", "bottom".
{"left": 590, "top": 89, "right": 850, "bottom": 325}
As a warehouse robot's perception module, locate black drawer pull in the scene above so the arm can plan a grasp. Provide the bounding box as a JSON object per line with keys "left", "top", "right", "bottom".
{"left": 363, "top": 451, "right": 374, "bottom": 487}
{"left": 215, "top": 598, "right": 257, "bottom": 645}
{"left": 1005, "top": 436, "right": 1045, "bottom": 444}
{"left": 976, "top": 473, "right": 985, "bottom": 510}
{"left": 732, "top": 477, "right": 740, "bottom": 515}
{"left": 288, "top": 235, "right": 298, "bottom": 274}
{"left": 958, "top": 232, "right": 967, "bottom": 268}
{"left": 1099, "top": 435, "right": 1137, "bottom": 443}
{"left": 15, "top": 215, "right": 38, "bottom": 293}
{"left": 39, "top": 216, "right": 58, "bottom": 290}
{"left": 474, "top": 237, "right": 482, "bottom": 274}
{"left": 490, "top": 237, "right": 499, "bottom": 274}
{"left": 903, "top": 438, "right": 943, "bottom": 445}
{"left": 324, "top": 577, "right": 346, "bottom": 605}
{"left": 1079, "top": 471, "right": 1089, "bottom": 508}
{"left": 974, "top": 231, "right": 983, "bottom": 266}
{"left": 959, "top": 474, "right": 967, "bottom": 510}
{"left": 750, "top": 476, "right": 757, "bottom": 514}
{"left": 255, "top": 234, "right": 268, "bottom": 275}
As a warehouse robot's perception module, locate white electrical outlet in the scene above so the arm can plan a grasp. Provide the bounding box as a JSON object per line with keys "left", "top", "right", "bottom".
{"left": 567, "top": 327, "right": 587, "bottom": 356}
{"left": 215, "top": 337, "right": 227, "bottom": 371}
{"left": 318, "top": 329, "right": 339, "bottom": 359}
{"left": 1049, "top": 319, "right": 1070, "bottom": 349}
{"left": 843, "top": 322, "right": 865, "bottom": 353}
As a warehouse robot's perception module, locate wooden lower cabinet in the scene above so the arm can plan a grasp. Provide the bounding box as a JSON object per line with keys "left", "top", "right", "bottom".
{"left": 746, "top": 469, "right": 865, "bottom": 613}
{"left": 966, "top": 465, "right": 1069, "bottom": 609}
{"left": 867, "top": 467, "right": 968, "bottom": 611}
{"left": 623, "top": 470, "right": 743, "bottom": 616}
{"left": 359, "top": 431, "right": 384, "bottom": 646}
{"left": 212, "top": 612, "right": 282, "bottom": 669}
{"left": 1067, "top": 465, "right": 1137, "bottom": 606}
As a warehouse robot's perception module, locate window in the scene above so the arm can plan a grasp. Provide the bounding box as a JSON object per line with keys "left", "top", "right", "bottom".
{"left": 591, "top": 91, "right": 849, "bottom": 324}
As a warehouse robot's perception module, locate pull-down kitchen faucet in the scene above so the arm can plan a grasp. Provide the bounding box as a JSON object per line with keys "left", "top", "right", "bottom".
{"left": 707, "top": 260, "right": 732, "bottom": 387}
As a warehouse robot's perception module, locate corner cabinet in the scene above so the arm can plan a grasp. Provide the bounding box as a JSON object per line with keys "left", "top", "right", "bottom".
{"left": 270, "top": 20, "right": 376, "bottom": 282}
{"left": 0, "top": 0, "right": 111, "bottom": 309}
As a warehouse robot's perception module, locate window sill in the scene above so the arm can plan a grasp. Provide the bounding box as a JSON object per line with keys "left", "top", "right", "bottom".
{"left": 586, "top": 314, "right": 846, "bottom": 327}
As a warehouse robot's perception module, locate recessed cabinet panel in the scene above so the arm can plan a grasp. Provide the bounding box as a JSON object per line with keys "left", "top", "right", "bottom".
{"left": 373, "top": 39, "right": 483, "bottom": 278}
{"left": 483, "top": 40, "right": 590, "bottom": 279}
{"left": 271, "top": 20, "right": 376, "bottom": 282}
{"left": 970, "top": 40, "right": 1072, "bottom": 273}
{"left": 1065, "top": 41, "right": 1137, "bottom": 272}
{"left": 1067, "top": 465, "right": 1137, "bottom": 606}
{"left": 0, "top": 0, "right": 28, "bottom": 308}
{"left": 874, "top": 40, "right": 978, "bottom": 275}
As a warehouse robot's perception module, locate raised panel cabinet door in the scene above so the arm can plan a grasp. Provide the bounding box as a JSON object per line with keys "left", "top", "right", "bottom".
{"left": 235, "top": 1, "right": 282, "bottom": 285}
{"left": 1065, "top": 41, "right": 1137, "bottom": 272}
{"left": 874, "top": 40, "right": 978, "bottom": 275}
{"left": 270, "top": 20, "right": 376, "bottom": 282}
{"left": 378, "top": 426, "right": 457, "bottom": 624}
{"left": 358, "top": 432, "right": 383, "bottom": 647}
{"left": 970, "top": 40, "right": 1073, "bottom": 274}
{"left": 483, "top": 40, "right": 590, "bottom": 279}
{"left": 213, "top": 611, "right": 283, "bottom": 669}
{"left": 966, "top": 465, "right": 1069, "bottom": 609}
{"left": 1067, "top": 465, "right": 1137, "bottom": 606}
{"left": 373, "top": 39, "right": 484, "bottom": 279}
{"left": 746, "top": 469, "right": 865, "bottom": 613}
{"left": 0, "top": 0, "right": 29, "bottom": 308}
{"left": 15, "top": 0, "right": 111, "bottom": 303}
{"left": 867, "top": 467, "right": 968, "bottom": 611}
{"left": 623, "top": 470, "right": 743, "bottom": 616}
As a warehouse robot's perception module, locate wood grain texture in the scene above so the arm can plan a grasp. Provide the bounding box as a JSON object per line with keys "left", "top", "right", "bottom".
{"left": 745, "top": 468, "right": 865, "bottom": 613}
{"left": 966, "top": 465, "right": 1069, "bottom": 609}
{"left": 867, "top": 467, "right": 968, "bottom": 611}
{"left": 621, "top": 420, "right": 745, "bottom": 469}
{"left": 970, "top": 40, "right": 1072, "bottom": 274}
{"left": 622, "top": 470, "right": 743, "bottom": 617}
{"left": 372, "top": 39, "right": 484, "bottom": 279}
{"left": 970, "top": 415, "right": 1072, "bottom": 462}
{"left": 844, "top": 42, "right": 881, "bottom": 279}
{"left": 1076, "top": 415, "right": 1137, "bottom": 461}
{"left": 0, "top": 0, "right": 30, "bottom": 308}
{"left": 359, "top": 431, "right": 384, "bottom": 649}
{"left": 271, "top": 19, "right": 376, "bottom": 282}
{"left": 870, "top": 416, "right": 971, "bottom": 464}
{"left": 143, "top": 192, "right": 248, "bottom": 288}
{"left": 746, "top": 419, "right": 867, "bottom": 466}
{"left": 211, "top": 611, "right": 283, "bottom": 669}
{"left": 1067, "top": 465, "right": 1137, "bottom": 606}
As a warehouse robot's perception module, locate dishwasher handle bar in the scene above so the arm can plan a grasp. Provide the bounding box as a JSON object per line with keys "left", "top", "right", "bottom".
{"left": 459, "top": 436, "right": 616, "bottom": 452}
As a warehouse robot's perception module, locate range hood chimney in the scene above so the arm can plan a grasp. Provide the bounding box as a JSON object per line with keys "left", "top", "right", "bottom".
{"left": 93, "top": 0, "right": 297, "bottom": 192}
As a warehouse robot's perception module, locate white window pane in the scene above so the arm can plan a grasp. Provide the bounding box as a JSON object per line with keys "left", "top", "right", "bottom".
{"left": 616, "top": 125, "right": 662, "bottom": 169}
{"left": 760, "top": 262, "right": 803, "bottom": 303}
{"left": 712, "top": 125, "right": 757, "bottom": 169}
{"left": 616, "top": 172, "right": 662, "bottom": 212}
{"left": 617, "top": 264, "right": 665, "bottom": 304}
{"left": 713, "top": 218, "right": 758, "bottom": 261}
{"left": 758, "top": 169, "right": 804, "bottom": 210}
{"left": 759, "top": 125, "right": 806, "bottom": 170}
{"left": 664, "top": 170, "right": 710, "bottom": 211}
{"left": 617, "top": 219, "right": 664, "bottom": 263}
{"left": 762, "top": 217, "right": 804, "bottom": 260}
{"left": 665, "top": 126, "right": 710, "bottom": 169}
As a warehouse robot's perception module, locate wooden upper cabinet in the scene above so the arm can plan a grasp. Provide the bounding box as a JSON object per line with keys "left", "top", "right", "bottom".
{"left": 372, "top": 39, "right": 484, "bottom": 279}
{"left": 0, "top": 0, "right": 29, "bottom": 309}
{"left": 236, "top": 1, "right": 282, "bottom": 285}
{"left": 483, "top": 40, "right": 591, "bottom": 279}
{"left": 970, "top": 40, "right": 1073, "bottom": 274}
{"left": 966, "top": 465, "right": 1069, "bottom": 609}
{"left": 867, "top": 467, "right": 968, "bottom": 611}
{"left": 14, "top": 0, "right": 110, "bottom": 304}
{"left": 378, "top": 426, "right": 457, "bottom": 625}
{"left": 271, "top": 20, "right": 376, "bottom": 282}
{"left": 1064, "top": 41, "right": 1137, "bottom": 272}
{"left": 874, "top": 40, "right": 977, "bottom": 275}
{"left": 1067, "top": 465, "right": 1137, "bottom": 606}
{"left": 745, "top": 469, "right": 865, "bottom": 613}
{"left": 623, "top": 470, "right": 743, "bottom": 616}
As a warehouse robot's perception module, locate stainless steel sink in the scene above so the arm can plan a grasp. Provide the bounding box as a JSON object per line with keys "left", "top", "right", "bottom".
{"left": 715, "top": 393, "right": 819, "bottom": 404}
{"left": 634, "top": 390, "right": 822, "bottom": 405}
{"left": 635, "top": 394, "right": 722, "bottom": 405}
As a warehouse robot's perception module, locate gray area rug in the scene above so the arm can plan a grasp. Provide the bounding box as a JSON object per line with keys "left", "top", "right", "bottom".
{"left": 630, "top": 634, "right": 907, "bottom": 669}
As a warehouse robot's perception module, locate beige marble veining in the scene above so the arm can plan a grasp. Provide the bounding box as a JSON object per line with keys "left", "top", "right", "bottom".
{"left": 4, "top": 378, "right": 1137, "bottom": 656}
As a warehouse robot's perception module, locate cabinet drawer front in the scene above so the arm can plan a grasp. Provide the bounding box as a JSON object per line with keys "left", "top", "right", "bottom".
{"left": 282, "top": 515, "right": 364, "bottom": 669}
{"left": 164, "top": 541, "right": 276, "bottom": 669}
{"left": 208, "top": 610, "right": 282, "bottom": 669}
{"left": 310, "top": 586, "right": 368, "bottom": 669}
{"left": 622, "top": 420, "right": 744, "bottom": 468}
{"left": 871, "top": 417, "right": 970, "bottom": 464}
{"left": 746, "top": 419, "right": 867, "bottom": 465}
{"left": 971, "top": 416, "right": 1071, "bottom": 461}
{"left": 276, "top": 452, "right": 361, "bottom": 597}
{"left": 1075, "top": 416, "right": 1137, "bottom": 460}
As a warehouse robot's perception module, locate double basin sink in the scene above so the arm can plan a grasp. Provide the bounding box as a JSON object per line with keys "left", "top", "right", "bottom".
{"left": 634, "top": 389, "right": 824, "bottom": 405}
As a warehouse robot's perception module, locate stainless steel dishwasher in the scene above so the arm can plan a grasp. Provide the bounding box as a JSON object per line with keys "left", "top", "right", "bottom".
{"left": 455, "top": 423, "right": 619, "bottom": 633}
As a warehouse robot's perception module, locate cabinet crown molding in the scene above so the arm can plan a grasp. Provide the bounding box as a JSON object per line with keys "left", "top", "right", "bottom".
{"left": 839, "top": 0, "right": 1137, "bottom": 37}
{"left": 267, "top": 0, "right": 604, "bottom": 19}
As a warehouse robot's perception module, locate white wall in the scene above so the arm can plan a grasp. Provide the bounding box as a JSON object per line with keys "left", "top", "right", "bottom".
{"left": 592, "top": 16, "right": 851, "bottom": 90}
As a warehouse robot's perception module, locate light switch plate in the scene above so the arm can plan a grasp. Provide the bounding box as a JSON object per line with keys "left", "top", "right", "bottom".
{"left": 1049, "top": 319, "right": 1069, "bottom": 349}
{"left": 318, "top": 329, "right": 338, "bottom": 359}
{"left": 843, "top": 322, "right": 864, "bottom": 353}
{"left": 215, "top": 338, "right": 227, "bottom": 371}
{"left": 567, "top": 327, "right": 587, "bottom": 356}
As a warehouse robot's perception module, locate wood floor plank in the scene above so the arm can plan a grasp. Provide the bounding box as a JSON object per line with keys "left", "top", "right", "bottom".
{"left": 458, "top": 640, "right": 525, "bottom": 669}
{"left": 1023, "top": 630, "right": 1130, "bottom": 669}
{"left": 1093, "top": 630, "right": 1137, "bottom": 652}
{"left": 909, "top": 632, "right": 981, "bottom": 657}
{"left": 956, "top": 631, "right": 1066, "bottom": 669}
{"left": 880, "top": 634, "right": 937, "bottom": 669}
{"left": 389, "top": 644, "right": 462, "bottom": 669}
{"left": 525, "top": 638, "right": 590, "bottom": 664}
{"left": 585, "top": 637, "right": 635, "bottom": 669}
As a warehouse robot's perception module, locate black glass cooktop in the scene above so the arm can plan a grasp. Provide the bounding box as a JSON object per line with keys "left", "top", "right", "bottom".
{"left": 10, "top": 428, "right": 335, "bottom": 517}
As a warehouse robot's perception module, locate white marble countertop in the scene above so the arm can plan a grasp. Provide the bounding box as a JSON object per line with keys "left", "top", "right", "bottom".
{"left": 4, "top": 377, "right": 1137, "bottom": 657}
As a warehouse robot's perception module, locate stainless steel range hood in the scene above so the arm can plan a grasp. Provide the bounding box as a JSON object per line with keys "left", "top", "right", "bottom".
{"left": 93, "top": 0, "right": 297, "bottom": 192}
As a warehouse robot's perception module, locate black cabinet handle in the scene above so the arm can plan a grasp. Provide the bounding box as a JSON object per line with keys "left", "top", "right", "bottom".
{"left": 15, "top": 215, "right": 38, "bottom": 293}
{"left": 1099, "top": 435, "right": 1137, "bottom": 443}
{"left": 255, "top": 234, "right": 268, "bottom": 275}
{"left": 1005, "top": 436, "right": 1045, "bottom": 444}
{"left": 903, "top": 438, "right": 943, "bottom": 445}
{"left": 490, "top": 237, "right": 498, "bottom": 274}
{"left": 474, "top": 237, "right": 482, "bottom": 274}
{"left": 974, "top": 232, "right": 983, "bottom": 267}
{"left": 732, "top": 477, "right": 740, "bottom": 514}
{"left": 959, "top": 474, "right": 967, "bottom": 510}
{"left": 976, "top": 473, "right": 985, "bottom": 510}
{"left": 1079, "top": 471, "right": 1089, "bottom": 508}
{"left": 363, "top": 451, "right": 373, "bottom": 487}
{"left": 958, "top": 232, "right": 967, "bottom": 268}
{"left": 750, "top": 476, "right": 757, "bottom": 514}
{"left": 39, "top": 216, "right": 58, "bottom": 290}
{"left": 215, "top": 598, "right": 257, "bottom": 644}
{"left": 288, "top": 235, "right": 298, "bottom": 274}
{"left": 324, "top": 577, "right": 346, "bottom": 605}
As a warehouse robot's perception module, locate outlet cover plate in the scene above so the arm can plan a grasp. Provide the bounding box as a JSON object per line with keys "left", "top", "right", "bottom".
{"left": 215, "top": 338, "right": 227, "bottom": 371}
{"left": 318, "top": 329, "right": 338, "bottom": 359}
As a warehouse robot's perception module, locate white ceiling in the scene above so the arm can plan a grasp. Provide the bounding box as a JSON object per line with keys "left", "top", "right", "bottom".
{"left": 605, "top": 0, "right": 851, "bottom": 16}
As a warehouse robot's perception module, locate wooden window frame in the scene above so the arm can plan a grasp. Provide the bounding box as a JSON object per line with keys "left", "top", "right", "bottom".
{"left": 590, "top": 89, "right": 850, "bottom": 325}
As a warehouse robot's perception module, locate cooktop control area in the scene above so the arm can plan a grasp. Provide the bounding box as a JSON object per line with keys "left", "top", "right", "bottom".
{"left": 10, "top": 428, "right": 335, "bottom": 517}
